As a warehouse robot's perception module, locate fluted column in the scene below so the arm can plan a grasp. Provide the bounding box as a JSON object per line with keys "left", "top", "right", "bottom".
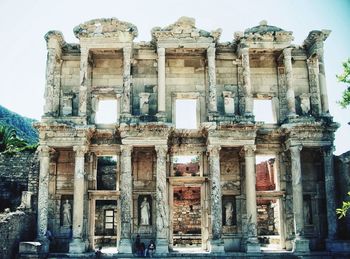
{"left": 36, "top": 145, "right": 51, "bottom": 252}
{"left": 241, "top": 48, "right": 253, "bottom": 115}
{"left": 122, "top": 46, "right": 132, "bottom": 115}
{"left": 69, "top": 145, "right": 88, "bottom": 253}
{"left": 323, "top": 147, "right": 337, "bottom": 240}
{"left": 317, "top": 49, "right": 329, "bottom": 114}
{"left": 244, "top": 145, "right": 260, "bottom": 252}
{"left": 155, "top": 145, "right": 169, "bottom": 253}
{"left": 157, "top": 47, "right": 166, "bottom": 115}
{"left": 207, "top": 45, "right": 217, "bottom": 113}
{"left": 119, "top": 145, "right": 133, "bottom": 253}
{"left": 79, "top": 48, "right": 89, "bottom": 117}
{"left": 208, "top": 145, "right": 224, "bottom": 252}
{"left": 289, "top": 145, "right": 309, "bottom": 252}
{"left": 283, "top": 48, "right": 296, "bottom": 117}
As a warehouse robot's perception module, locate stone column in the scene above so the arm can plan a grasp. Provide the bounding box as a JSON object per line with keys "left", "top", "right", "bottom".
{"left": 244, "top": 145, "right": 260, "bottom": 252}
{"left": 119, "top": 145, "right": 133, "bottom": 253}
{"left": 323, "top": 147, "right": 337, "bottom": 240}
{"left": 155, "top": 145, "right": 169, "bottom": 253}
{"left": 69, "top": 145, "right": 88, "bottom": 253}
{"left": 241, "top": 48, "right": 253, "bottom": 116}
{"left": 306, "top": 57, "right": 321, "bottom": 116}
{"left": 283, "top": 48, "right": 296, "bottom": 117}
{"left": 207, "top": 45, "right": 217, "bottom": 113}
{"left": 79, "top": 48, "right": 89, "bottom": 117}
{"left": 207, "top": 145, "right": 224, "bottom": 252}
{"left": 289, "top": 145, "right": 309, "bottom": 252}
{"left": 122, "top": 46, "right": 132, "bottom": 115}
{"left": 317, "top": 49, "right": 329, "bottom": 114}
{"left": 157, "top": 47, "right": 166, "bottom": 116}
{"left": 36, "top": 145, "right": 51, "bottom": 252}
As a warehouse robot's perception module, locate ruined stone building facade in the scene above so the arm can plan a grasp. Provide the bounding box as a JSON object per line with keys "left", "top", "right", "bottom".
{"left": 35, "top": 17, "right": 340, "bottom": 254}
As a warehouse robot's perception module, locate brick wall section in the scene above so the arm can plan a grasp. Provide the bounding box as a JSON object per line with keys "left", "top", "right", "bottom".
{"left": 0, "top": 150, "right": 39, "bottom": 211}
{"left": 0, "top": 211, "right": 36, "bottom": 259}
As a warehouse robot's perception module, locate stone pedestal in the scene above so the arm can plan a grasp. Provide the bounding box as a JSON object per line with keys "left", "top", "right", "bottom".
{"left": 119, "top": 145, "right": 133, "bottom": 254}
{"left": 246, "top": 238, "right": 261, "bottom": 253}
{"left": 293, "top": 238, "right": 310, "bottom": 252}
{"left": 69, "top": 238, "right": 86, "bottom": 253}
{"left": 210, "top": 239, "right": 225, "bottom": 253}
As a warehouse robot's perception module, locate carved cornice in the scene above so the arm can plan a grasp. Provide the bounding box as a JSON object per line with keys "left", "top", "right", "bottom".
{"left": 151, "top": 16, "right": 221, "bottom": 44}
{"left": 73, "top": 18, "right": 138, "bottom": 40}
{"left": 119, "top": 123, "right": 172, "bottom": 138}
{"left": 303, "top": 30, "right": 331, "bottom": 57}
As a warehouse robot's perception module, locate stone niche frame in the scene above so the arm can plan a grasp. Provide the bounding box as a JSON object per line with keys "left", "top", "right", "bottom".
{"left": 172, "top": 92, "right": 201, "bottom": 129}
{"left": 90, "top": 90, "right": 122, "bottom": 125}
{"left": 253, "top": 93, "right": 279, "bottom": 123}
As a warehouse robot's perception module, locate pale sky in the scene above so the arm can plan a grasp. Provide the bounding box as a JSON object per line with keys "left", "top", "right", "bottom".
{"left": 0, "top": 0, "right": 349, "bottom": 154}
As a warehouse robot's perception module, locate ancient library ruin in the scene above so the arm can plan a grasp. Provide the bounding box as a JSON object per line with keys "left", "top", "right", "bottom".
{"left": 33, "top": 17, "right": 344, "bottom": 255}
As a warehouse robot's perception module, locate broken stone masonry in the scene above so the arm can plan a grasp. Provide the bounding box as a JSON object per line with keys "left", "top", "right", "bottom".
{"left": 9, "top": 17, "right": 350, "bottom": 256}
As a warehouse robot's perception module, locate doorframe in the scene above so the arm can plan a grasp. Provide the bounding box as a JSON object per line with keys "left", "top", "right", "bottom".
{"left": 168, "top": 177, "right": 209, "bottom": 251}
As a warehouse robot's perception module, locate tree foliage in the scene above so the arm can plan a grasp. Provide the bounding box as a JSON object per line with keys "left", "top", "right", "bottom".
{"left": 0, "top": 125, "right": 31, "bottom": 153}
{"left": 336, "top": 58, "right": 350, "bottom": 108}
{"left": 337, "top": 191, "right": 350, "bottom": 219}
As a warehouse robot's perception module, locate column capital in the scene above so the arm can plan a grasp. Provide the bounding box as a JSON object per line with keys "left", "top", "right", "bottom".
{"left": 73, "top": 145, "right": 88, "bottom": 157}
{"left": 244, "top": 145, "right": 256, "bottom": 156}
{"left": 207, "top": 45, "right": 216, "bottom": 57}
{"left": 38, "top": 145, "right": 51, "bottom": 157}
{"left": 283, "top": 47, "right": 293, "bottom": 58}
{"left": 207, "top": 145, "right": 221, "bottom": 157}
{"left": 121, "top": 145, "right": 133, "bottom": 157}
{"left": 123, "top": 46, "right": 132, "bottom": 56}
{"left": 157, "top": 47, "right": 165, "bottom": 56}
{"left": 289, "top": 144, "right": 302, "bottom": 154}
{"left": 155, "top": 145, "right": 168, "bottom": 157}
{"left": 241, "top": 47, "right": 249, "bottom": 56}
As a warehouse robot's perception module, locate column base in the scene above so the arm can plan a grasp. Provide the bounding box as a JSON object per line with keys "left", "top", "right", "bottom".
{"left": 210, "top": 239, "right": 225, "bottom": 253}
{"left": 69, "top": 238, "right": 86, "bottom": 253}
{"left": 35, "top": 236, "right": 49, "bottom": 254}
{"left": 293, "top": 238, "right": 310, "bottom": 252}
{"left": 155, "top": 238, "right": 169, "bottom": 254}
{"left": 118, "top": 238, "right": 132, "bottom": 254}
{"left": 156, "top": 112, "right": 167, "bottom": 122}
{"left": 246, "top": 237, "right": 260, "bottom": 253}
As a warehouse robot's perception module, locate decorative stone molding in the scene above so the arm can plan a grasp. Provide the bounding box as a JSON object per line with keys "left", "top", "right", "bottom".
{"left": 73, "top": 18, "right": 138, "bottom": 39}
{"left": 151, "top": 16, "right": 221, "bottom": 44}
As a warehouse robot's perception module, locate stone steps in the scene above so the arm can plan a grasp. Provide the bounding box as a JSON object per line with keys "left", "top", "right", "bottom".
{"left": 47, "top": 251, "right": 350, "bottom": 259}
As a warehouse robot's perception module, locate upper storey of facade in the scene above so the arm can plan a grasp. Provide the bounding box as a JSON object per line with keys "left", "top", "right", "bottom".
{"left": 41, "top": 17, "right": 334, "bottom": 132}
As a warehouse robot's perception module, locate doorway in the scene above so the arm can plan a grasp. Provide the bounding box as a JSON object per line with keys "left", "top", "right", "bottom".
{"left": 172, "top": 187, "right": 202, "bottom": 248}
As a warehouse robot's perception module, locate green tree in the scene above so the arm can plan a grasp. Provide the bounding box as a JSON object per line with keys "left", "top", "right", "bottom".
{"left": 337, "top": 192, "right": 350, "bottom": 219}
{"left": 0, "top": 125, "right": 27, "bottom": 153}
{"left": 336, "top": 58, "right": 350, "bottom": 108}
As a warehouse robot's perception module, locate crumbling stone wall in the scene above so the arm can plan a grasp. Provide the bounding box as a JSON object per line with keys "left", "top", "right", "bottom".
{"left": 0, "top": 150, "right": 39, "bottom": 212}
{"left": 0, "top": 210, "right": 36, "bottom": 259}
{"left": 334, "top": 151, "right": 350, "bottom": 240}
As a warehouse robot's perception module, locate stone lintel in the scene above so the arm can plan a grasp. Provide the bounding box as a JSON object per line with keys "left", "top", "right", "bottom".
{"left": 121, "top": 137, "right": 168, "bottom": 146}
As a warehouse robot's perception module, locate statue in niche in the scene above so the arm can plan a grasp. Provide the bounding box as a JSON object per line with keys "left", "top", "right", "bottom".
{"left": 62, "top": 200, "right": 72, "bottom": 227}
{"left": 225, "top": 201, "right": 234, "bottom": 226}
{"left": 140, "top": 197, "right": 150, "bottom": 225}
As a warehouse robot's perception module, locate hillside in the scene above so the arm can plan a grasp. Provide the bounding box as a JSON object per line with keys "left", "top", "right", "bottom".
{"left": 0, "top": 105, "right": 38, "bottom": 144}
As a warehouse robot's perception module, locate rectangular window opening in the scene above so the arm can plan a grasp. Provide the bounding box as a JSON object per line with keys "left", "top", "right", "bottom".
{"left": 96, "top": 99, "right": 118, "bottom": 124}
{"left": 175, "top": 99, "right": 197, "bottom": 129}
{"left": 254, "top": 99, "right": 276, "bottom": 123}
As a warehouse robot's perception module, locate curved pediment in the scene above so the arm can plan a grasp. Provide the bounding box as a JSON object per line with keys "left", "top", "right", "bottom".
{"left": 73, "top": 18, "right": 138, "bottom": 40}
{"left": 151, "top": 17, "right": 221, "bottom": 45}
